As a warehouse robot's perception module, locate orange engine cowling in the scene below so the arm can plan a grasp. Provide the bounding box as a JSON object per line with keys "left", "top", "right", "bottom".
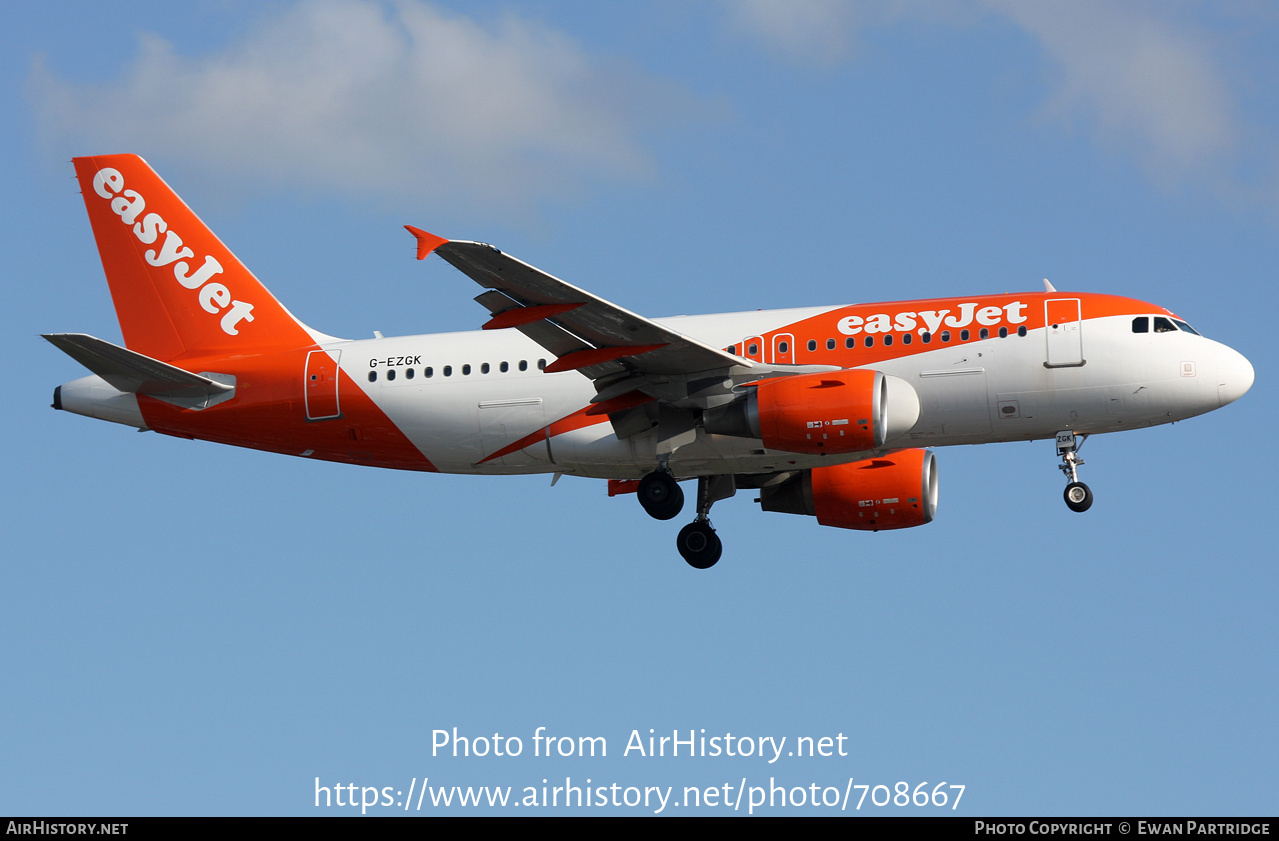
{"left": 759, "top": 448, "right": 938, "bottom": 531}
{"left": 755, "top": 369, "right": 882, "bottom": 454}
{"left": 704, "top": 369, "right": 919, "bottom": 455}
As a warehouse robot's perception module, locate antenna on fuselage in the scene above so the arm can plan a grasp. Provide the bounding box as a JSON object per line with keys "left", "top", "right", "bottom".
{"left": 1043, "top": 278, "right": 1057, "bottom": 293}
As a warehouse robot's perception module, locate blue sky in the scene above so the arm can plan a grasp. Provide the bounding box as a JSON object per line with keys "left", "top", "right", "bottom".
{"left": 3, "top": 1, "right": 1275, "bottom": 816}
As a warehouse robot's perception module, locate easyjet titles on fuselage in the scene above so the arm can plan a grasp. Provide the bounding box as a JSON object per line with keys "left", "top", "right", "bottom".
{"left": 836, "top": 300, "right": 1028, "bottom": 337}
{"left": 90, "top": 167, "right": 256, "bottom": 337}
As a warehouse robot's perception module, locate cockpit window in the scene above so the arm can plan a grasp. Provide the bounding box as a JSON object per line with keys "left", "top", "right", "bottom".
{"left": 1153, "top": 317, "right": 1177, "bottom": 333}
{"left": 1132, "top": 317, "right": 1148, "bottom": 333}
{"left": 1173, "top": 319, "right": 1201, "bottom": 336}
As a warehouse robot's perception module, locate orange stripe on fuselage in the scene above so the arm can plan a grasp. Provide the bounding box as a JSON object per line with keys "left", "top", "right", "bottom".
{"left": 477, "top": 403, "right": 609, "bottom": 465}
{"left": 730, "top": 292, "right": 1166, "bottom": 367}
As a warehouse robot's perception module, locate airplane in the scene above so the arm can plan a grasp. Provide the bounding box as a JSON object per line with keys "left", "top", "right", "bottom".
{"left": 47, "top": 154, "right": 1254, "bottom": 569}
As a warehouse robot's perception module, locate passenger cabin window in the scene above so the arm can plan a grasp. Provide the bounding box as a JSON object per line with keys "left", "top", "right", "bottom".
{"left": 845, "top": 337, "right": 856, "bottom": 349}
{"left": 368, "top": 371, "right": 377, "bottom": 383}
{"left": 826, "top": 338, "right": 836, "bottom": 350}
{"left": 807, "top": 340, "right": 817, "bottom": 352}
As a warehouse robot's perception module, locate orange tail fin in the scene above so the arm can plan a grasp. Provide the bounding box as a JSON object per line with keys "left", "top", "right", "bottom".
{"left": 73, "top": 154, "right": 320, "bottom": 362}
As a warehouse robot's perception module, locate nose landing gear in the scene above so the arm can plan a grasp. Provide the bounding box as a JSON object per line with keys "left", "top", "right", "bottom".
{"left": 1056, "top": 431, "right": 1093, "bottom": 513}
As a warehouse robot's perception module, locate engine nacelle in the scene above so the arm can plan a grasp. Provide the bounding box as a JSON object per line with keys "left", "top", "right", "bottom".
{"left": 704, "top": 369, "right": 919, "bottom": 455}
{"left": 759, "top": 448, "right": 938, "bottom": 531}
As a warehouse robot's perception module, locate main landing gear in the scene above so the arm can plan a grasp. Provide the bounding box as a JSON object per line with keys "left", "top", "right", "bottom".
{"left": 638, "top": 468, "right": 683, "bottom": 521}
{"left": 636, "top": 470, "right": 733, "bottom": 569}
{"left": 1055, "top": 430, "right": 1093, "bottom": 513}
{"left": 677, "top": 520, "right": 721, "bottom": 570}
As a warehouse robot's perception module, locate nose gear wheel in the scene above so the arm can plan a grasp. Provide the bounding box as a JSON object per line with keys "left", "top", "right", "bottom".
{"left": 1064, "top": 481, "right": 1093, "bottom": 512}
{"left": 1055, "top": 431, "right": 1094, "bottom": 513}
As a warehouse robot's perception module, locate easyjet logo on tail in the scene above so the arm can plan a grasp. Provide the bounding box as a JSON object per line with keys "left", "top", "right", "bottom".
{"left": 91, "top": 167, "right": 255, "bottom": 337}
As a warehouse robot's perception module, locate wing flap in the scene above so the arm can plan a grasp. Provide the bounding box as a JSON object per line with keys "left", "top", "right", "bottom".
{"left": 482, "top": 302, "right": 584, "bottom": 330}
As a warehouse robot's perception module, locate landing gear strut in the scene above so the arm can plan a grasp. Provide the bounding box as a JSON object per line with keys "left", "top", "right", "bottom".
{"left": 1055, "top": 431, "right": 1093, "bottom": 513}
{"left": 676, "top": 475, "right": 735, "bottom": 569}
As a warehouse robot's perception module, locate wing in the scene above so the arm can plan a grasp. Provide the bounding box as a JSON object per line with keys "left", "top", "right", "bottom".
{"left": 406, "top": 227, "right": 745, "bottom": 381}
{"left": 405, "top": 228, "right": 838, "bottom": 446}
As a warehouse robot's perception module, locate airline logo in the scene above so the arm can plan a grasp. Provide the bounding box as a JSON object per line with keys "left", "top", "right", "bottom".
{"left": 837, "top": 301, "right": 1029, "bottom": 336}
{"left": 90, "top": 167, "right": 256, "bottom": 337}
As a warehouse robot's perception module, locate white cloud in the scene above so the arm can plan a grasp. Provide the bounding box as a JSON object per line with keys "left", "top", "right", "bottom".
{"left": 986, "top": 0, "right": 1238, "bottom": 190}
{"left": 720, "top": 0, "right": 863, "bottom": 66}
{"left": 720, "top": 0, "right": 1261, "bottom": 199}
{"left": 29, "top": 0, "right": 698, "bottom": 216}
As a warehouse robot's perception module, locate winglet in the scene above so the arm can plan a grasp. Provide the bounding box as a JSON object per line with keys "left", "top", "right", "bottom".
{"left": 404, "top": 226, "right": 449, "bottom": 260}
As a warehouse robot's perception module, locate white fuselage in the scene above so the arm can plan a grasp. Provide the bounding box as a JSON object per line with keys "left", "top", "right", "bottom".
{"left": 329, "top": 305, "right": 1251, "bottom": 479}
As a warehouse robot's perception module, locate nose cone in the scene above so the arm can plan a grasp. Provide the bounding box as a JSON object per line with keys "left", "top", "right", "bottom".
{"left": 1216, "top": 346, "right": 1255, "bottom": 407}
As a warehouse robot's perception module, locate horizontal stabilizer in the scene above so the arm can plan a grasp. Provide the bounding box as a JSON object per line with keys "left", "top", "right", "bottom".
{"left": 44, "top": 333, "right": 233, "bottom": 401}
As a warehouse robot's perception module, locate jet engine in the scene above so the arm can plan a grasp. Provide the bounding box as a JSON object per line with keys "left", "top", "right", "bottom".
{"left": 759, "top": 448, "right": 937, "bottom": 531}
{"left": 703, "top": 369, "right": 920, "bottom": 455}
